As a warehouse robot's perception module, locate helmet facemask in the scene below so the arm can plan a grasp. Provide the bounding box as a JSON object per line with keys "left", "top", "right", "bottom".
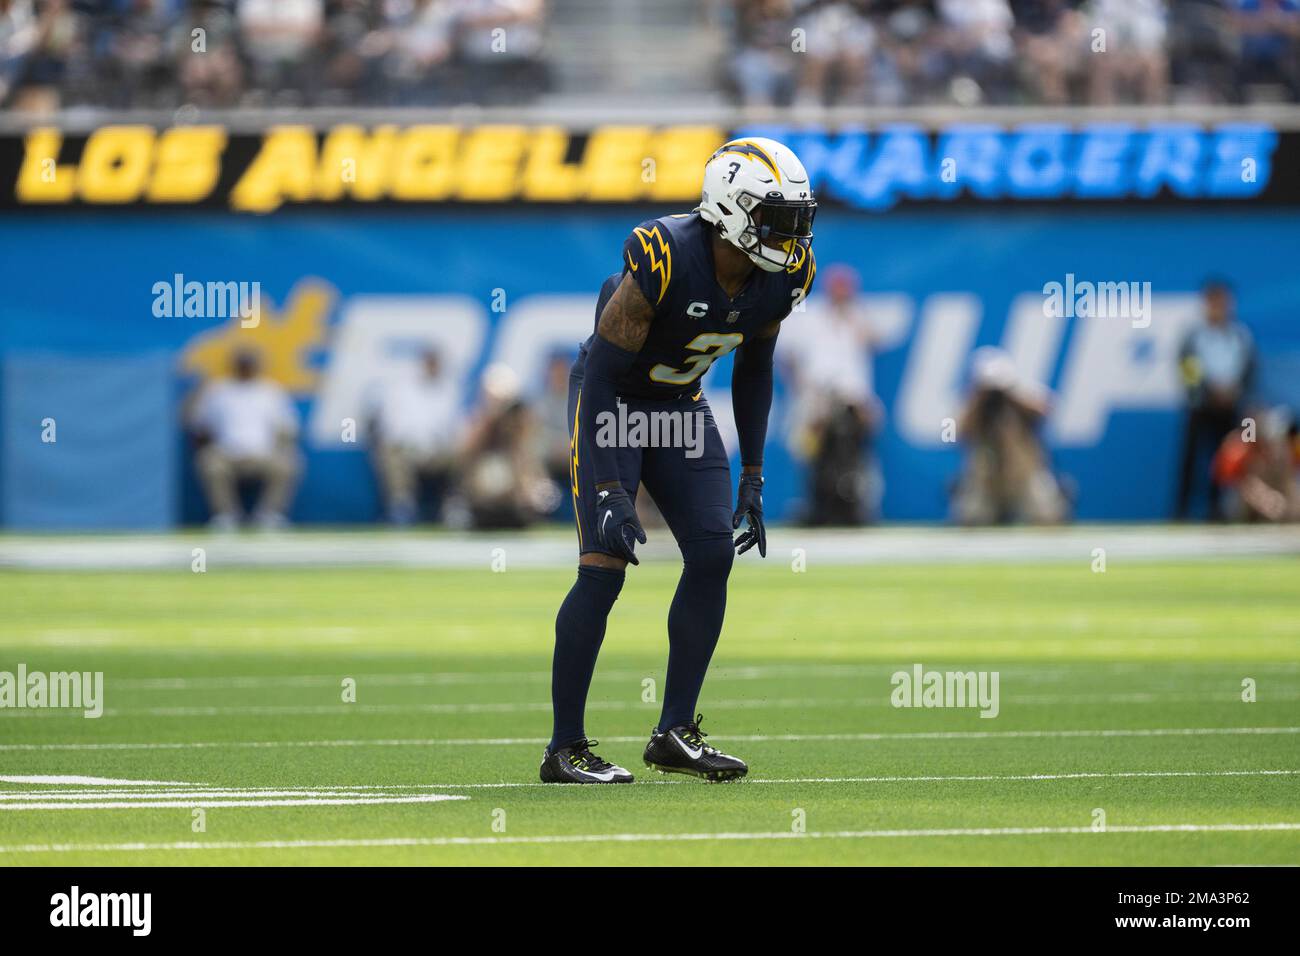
{"left": 732, "top": 191, "right": 816, "bottom": 272}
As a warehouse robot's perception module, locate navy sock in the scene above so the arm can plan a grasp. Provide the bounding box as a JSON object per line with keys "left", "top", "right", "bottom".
{"left": 549, "top": 565, "right": 625, "bottom": 751}
{"left": 658, "top": 536, "right": 734, "bottom": 731}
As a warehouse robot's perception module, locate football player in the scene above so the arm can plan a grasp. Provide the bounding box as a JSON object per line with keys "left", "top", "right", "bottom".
{"left": 539, "top": 138, "right": 816, "bottom": 784}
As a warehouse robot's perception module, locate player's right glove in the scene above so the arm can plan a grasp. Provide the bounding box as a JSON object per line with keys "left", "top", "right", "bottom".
{"left": 594, "top": 486, "right": 647, "bottom": 565}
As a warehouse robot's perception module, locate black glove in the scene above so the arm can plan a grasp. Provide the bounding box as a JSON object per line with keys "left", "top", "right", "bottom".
{"left": 595, "top": 486, "right": 646, "bottom": 565}
{"left": 732, "top": 474, "right": 766, "bottom": 557}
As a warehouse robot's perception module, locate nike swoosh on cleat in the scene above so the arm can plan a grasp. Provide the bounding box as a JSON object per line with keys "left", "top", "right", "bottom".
{"left": 674, "top": 735, "right": 703, "bottom": 760}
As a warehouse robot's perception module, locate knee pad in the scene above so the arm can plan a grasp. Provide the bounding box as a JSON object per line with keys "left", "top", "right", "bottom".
{"left": 681, "top": 534, "right": 735, "bottom": 582}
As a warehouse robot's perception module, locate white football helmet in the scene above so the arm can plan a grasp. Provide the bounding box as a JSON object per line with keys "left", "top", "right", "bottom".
{"left": 697, "top": 137, "right": 816, "bottom": 273}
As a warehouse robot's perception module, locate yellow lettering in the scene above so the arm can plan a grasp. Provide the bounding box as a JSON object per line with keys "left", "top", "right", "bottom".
{"left": 15, "top": 128, "right": 75, "bottom": 202}
{"left": 316, "top": 125, "right": 397, "bottom": 201}
{"left": 230, "top": 126, "right": 317, "bottom": 213}
{"left": 147, "top": 126, "right": 227, "bottom": 203}
{"left": 581, "top": 127, "right": 652, "bottom": 201}
{"left": 78, "top": 126, "right": 154, "bottom": 203}
{"left": 390, "top": 126, "right": 459, "bottom": 201}
{"left": 520, "top": 127, "right": 582, "bottom": 202}
{"left": 456, "top": 126, "right": 527, "bottom": 201}
{"left": 648, "top": 126, "right": 724, "bottom": 201}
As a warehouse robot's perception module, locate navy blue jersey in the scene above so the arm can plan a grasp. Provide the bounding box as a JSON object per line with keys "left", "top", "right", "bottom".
{"left": 577, "top": 212, "right": 815, "bottom": 400}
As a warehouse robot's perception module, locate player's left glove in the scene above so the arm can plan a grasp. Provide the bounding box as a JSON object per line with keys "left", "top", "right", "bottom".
{"left": 732, "top": 474, "right": 766, "bottom": 557}
{"left": 595, "top": 486, "right": 646, "bottom": 565}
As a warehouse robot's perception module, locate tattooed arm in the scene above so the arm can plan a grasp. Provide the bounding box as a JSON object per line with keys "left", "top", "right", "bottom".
{"left": 583, "top": 272, "right": 655, "bottom": 489}
{"left": 597, "top": 271, "right": 655, "bottom": 352}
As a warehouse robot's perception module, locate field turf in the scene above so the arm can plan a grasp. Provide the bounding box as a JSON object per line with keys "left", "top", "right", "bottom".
{"left": 0, "top": 556, "right": 1297, "bottom": 866}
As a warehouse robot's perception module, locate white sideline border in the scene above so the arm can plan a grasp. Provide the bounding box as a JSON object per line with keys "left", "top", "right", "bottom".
{"left": 2, "top": 525, "right": 1298, "bottom": 569}
{"left": 4, "top": 822, "right": 1300, "bottom": 855}
{"left": 3, "top": 725, "right": 1297, "bottom": 752}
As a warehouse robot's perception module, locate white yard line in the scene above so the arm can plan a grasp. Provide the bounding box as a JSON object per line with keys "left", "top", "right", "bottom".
{"left": 2, "top": 725, "right": 1296, "bottom": 752}
{"left": 0, "top": 775, "right": 195, "bottom": 786}
{"left": 5, "top": 689, "right": 1295, "bottom": 721}
{"left": 3, "top": 822, "right": 1298, "bottom": 854}
{"left": 0, "top": 769, "right": 1295, "bottom": 799}
{"left": 110, "top": 665, "right": 894, "bottom": 689}
{"left": 0, "top": 794, "right": 468, "bottom": 811}
{"left": 107, "top": 662, "right": 1300, "bottom": 691}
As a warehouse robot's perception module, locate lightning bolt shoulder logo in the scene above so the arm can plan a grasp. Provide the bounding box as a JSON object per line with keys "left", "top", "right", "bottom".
{"left": 631, "top": 225, "right": 673, "bottom": 305}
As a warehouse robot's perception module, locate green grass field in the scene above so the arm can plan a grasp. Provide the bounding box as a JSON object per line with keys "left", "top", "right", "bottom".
{"left": 1, "top": 557, "right": 1298, "bottom": 866}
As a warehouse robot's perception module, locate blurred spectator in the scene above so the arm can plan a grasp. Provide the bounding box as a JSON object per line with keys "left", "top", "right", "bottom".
{"left": 874, "top": 0, "right": 941, "bottom": 105}
{"left": 951, "top": 346, "right": 1068, "bottom": 525}
{"left": 1087, "top": 0, "right": 1169, "bottom": 105}
{"left": 100, "top": 0, "right": 185, "bottom": 109}
{"left": 1174, "top": 279, "right": 1256, "bottom": 520}
{"left": 1168, "top": 1, "right": 1239, "bottom": 104}
{"left": 1011, "top": 0, "right": 1085, "bottom": 105}
{"left": 796, "top": 1, "right": 874, "bottom": 107}
{"left": 452, "top": 0, "right": 546, "bottom": 105}
{"left": 936, "top": 0, "right": 1016, "bottom": 103}
{"left": 780, "top": 264, "right": 883, "bottom": 525}
{"left": 0, "top": 0, "right": 39, "bottom": 109}
{"left": 366, "top": 346, "right": 460, "bottom": 526}
{"left": 178, "top": 0, "right": 243, "bottom": 107}
{"left": 4, "top": 0, "right": 1297, "bottom": 110}
{"left": 188, "top": 350, "right": 301, "bottom": 530}
{"left": 237, "top": 0, "right": 324, "bottom": 105}
{"left": 3, "top": 0, "right": 78, "bottom": 113}
{"left": 318, "top": 0, "right": 385, "bottom": 105}
{"left": 1212, "top": 405, "right": 1300, "bottom": 522}
{"left": 457, "top": 363, "right": 555, "bottom": 529}
{"left": 731, "top": 0, "right": 798, "bottom": 107}
{"left": 1231, "top": 0, "right": 1300, "bottom": 101}
{"left": 383, "top": 0, "right": 455, "bottom": 105}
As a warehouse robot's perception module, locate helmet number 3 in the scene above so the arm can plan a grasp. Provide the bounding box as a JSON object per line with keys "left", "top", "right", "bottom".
{"left": 649, "top": 332, "right": 744, "bottom": 386}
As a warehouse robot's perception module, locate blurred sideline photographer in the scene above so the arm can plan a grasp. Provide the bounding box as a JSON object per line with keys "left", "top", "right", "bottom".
{"left": 187, "top": 349, "right": 301, "bottom": 530}
{"left": 454, "top": 362, "right": 556, "bottom": 529}
{"left": 365, "top": 346, "right": 459, "bottom": 525}
{"left": 780, "top": 263, "right": 883, "bottom": 525}
{"left": 1175, "top": 278, "right": 1256, "bottom": 520}
{"left": 534, "top": 350, "right": 576, "bottom": 512}
{"left": 1212, "top": 405, "right": 1300, "bottom": 522}
{"left": 952, "top": 346, "right": 1068, "bottom": 525}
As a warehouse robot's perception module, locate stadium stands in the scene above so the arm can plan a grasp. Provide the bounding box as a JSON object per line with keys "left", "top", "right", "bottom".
{"left": 2, "top": 1, "right": 1299, "bottom": 114}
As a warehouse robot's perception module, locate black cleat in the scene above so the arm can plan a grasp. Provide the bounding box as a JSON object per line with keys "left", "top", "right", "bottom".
{"left": 643, "top": 714, "right": 748, "bottom": 782}
{"left": 539, "top": 738, "right": 634, "bottom": 784}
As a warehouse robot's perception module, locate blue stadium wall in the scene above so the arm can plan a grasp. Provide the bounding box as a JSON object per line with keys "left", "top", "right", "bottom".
{"left": 1, "top": 206, "right": 1297, "bottom": 529}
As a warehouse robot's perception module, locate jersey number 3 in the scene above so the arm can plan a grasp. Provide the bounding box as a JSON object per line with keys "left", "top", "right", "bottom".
{"left": 649, "top": 332, "right": 744, "bottom": 386}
